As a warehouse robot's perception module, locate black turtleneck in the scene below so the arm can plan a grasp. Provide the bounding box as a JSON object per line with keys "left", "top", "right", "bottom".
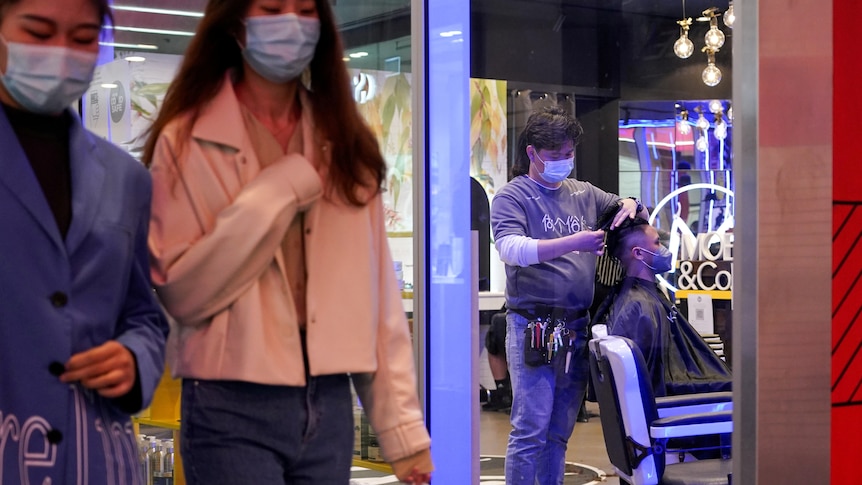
{"left": 2, "top": 102, "right": 72, "bottom": 238}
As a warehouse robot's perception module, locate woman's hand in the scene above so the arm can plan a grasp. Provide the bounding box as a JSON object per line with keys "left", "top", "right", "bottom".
{"left": 391, "top": 447, "right": 433, "bottom": 484}
{"left": 60, "top": 341, "right": 137, "bottom": 399}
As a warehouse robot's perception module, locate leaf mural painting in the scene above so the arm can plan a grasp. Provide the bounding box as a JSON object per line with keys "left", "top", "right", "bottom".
{"left": 351, "top": 72, "right": 508, "bottom": 233}
{"left": 354, "top": 70, "right": 414, "bottom": 233}
{"left": 469, "top": 79, "right": 508, "bottom": 201}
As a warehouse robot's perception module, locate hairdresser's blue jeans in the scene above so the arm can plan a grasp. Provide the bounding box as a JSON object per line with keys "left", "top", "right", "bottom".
{"left": 180, "top": 375, "right": 353, "bottom": 485}
{"left": 505, "top": 311, "right": 590, "bottom": 485}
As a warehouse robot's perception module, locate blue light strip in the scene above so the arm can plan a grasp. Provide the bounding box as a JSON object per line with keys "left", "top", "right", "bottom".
{"left": 426, "top": 0, "right": 475, "bottom": 483}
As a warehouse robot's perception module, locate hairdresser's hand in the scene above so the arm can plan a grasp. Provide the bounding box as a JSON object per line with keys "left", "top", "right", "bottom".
{"left": 391, "top": 447, "right": 433, "bottom": 484}
{"left": 568, "top": 229, "right": 606, "bottom": 256}
{"left": 60, "top": 341, "right": 137, "bottom": 399}
{"left": 610, "top": 198, "right": 640, "bottom": 229}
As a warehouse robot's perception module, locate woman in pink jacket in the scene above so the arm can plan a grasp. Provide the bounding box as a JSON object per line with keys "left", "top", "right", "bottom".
{"left": 143, "top": 0, "right": 432, "bottom": 483}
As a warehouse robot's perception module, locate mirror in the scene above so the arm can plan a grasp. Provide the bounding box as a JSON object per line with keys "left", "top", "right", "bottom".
{"left": 619, "top": 99, "right": 734, "bottom": 362}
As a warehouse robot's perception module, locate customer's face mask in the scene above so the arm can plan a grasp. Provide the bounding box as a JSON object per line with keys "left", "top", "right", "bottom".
{"left": 635, "top": 245, "right": 674, "bottom": 273}
{"left": 533, "top": 150, "right": 574, "bottom": 184}
{"left": 0, "top": 35, "right": 97, "bottom": 115}
{"left": 242, "top": 13, "right": 321, "bottom": 83}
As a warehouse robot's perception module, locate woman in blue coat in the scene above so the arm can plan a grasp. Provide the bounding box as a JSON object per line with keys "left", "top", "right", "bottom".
{"left": 0, "top": 0, "right": 169, "bottom": 483}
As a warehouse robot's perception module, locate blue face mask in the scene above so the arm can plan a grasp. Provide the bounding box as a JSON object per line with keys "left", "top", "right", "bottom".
{"left": 635, "top": 245, "right": 674, "bottom": 273}
{"left": 0, "top": 36, "right": 97, "bottom": 114}
{"left": 242, "top": 13, "right": 321, "bottom": 83}
{"left": 534, "top": 151, "right": 574, "bottom": 184}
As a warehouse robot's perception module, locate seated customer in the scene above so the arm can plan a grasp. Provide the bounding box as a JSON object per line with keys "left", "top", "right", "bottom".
{"left": 603, "top": 218, "right": 732, "bottom": 397}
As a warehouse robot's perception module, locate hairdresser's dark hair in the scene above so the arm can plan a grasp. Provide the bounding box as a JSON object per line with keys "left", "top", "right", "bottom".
{"left": 142, "top": 0, "right": 384, "bottom": 206}
{"left": 511, "top": 106, "right": 583, "bottom": 177}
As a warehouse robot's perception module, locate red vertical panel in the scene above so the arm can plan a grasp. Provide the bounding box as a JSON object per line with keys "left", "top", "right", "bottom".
{"left": 833, "top": 0, "right": 862, "bottom": 482}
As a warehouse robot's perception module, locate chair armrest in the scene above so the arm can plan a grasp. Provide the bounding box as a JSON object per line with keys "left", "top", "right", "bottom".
{"left": 656, "top": 392, "right": 733, "bottom": 418}
{"left": 649, "top": 410, "right": 733, "bottom": 439}
{"left": 591, "top": 325, "right": 608, "bottom": 339}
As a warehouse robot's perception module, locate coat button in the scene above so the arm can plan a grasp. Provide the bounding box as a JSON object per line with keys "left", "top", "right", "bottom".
{"left": 49, "top": 292, "right": 68, "bottom": 307}
{"left": 46, "top": 429, "right": 63, "bottom": 444}
{"left": 48, "top": 361, "right": 65, "bottom": 377}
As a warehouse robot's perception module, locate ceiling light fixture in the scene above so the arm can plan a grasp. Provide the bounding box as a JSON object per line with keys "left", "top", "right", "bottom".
{"left": 125, "top": 56, "right": 146, "bottom": 62}
{"left": 673, "top": 3, "right": 731, "bottom": 87}
{"left": 348, "top": 51, "right": 369, "bottom": 59}
{"left": 99, "top": 41, "right": 158, "bottom": 50}
{"left": 110, "top": 5, "right": 204, "bottom": 18}
{"left": 105, "top": 25, "right": 196, "bottom": 37}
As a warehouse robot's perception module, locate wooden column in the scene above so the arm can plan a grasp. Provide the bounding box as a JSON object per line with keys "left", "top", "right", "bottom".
{"left": 733, "top": 0, "right": 832, "bottom": 482}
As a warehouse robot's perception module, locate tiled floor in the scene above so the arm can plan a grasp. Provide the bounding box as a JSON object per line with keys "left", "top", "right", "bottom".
{"left": 479, "top": 400, "right": 621, "bottom": 484}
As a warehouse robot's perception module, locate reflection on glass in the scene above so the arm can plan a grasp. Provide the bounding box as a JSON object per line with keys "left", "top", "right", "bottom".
{"left": 618, "top": 99, "right": 735, "bottom": 389}
{"left": 618, "top": 100, "right": 733, "bottom": 238}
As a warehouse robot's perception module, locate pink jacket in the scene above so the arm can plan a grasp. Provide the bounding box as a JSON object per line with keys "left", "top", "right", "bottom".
{"left": 148, "top": 75, "right": 430, "bottom": 461}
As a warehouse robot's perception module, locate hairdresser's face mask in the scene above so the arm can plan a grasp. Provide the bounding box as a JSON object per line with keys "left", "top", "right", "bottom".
{"left": 0, "top": 35, "right": 97, "bottom": 115}
{"left": 635, "top": 245, "right": 674, "bottom": 273}
{"left": 533, "top": 150, "right": 574, "bottom": 184}
{"left": 242, "top": 13, "right": 321, "bottom": 83}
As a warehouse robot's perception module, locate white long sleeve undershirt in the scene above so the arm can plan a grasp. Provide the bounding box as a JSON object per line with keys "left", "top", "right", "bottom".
{"left": 495, "top": 234, "right": 540, "bottom": 267}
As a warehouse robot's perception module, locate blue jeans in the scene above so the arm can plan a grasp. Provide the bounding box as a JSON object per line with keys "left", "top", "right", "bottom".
{"left": 180, "top": 376, "right": 353, "bottom": 485}
{"left": 505, "top": 311, "right": 590, "bottom": 485}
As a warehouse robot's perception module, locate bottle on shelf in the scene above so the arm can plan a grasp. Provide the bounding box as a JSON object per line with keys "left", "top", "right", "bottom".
{"left": 145, "top": 437, "right": 160, "bottom": 485}
{"left": 153, "top": 439, "right": 174, "bottom": 485}
{"left": 137, "top": 435, "right": 149, "bottom": 485}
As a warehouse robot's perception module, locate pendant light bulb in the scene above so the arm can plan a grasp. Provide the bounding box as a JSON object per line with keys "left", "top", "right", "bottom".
{"left": 696, "top": 111, "right": 710, "bottom": 132}
{"left": 704, "top": 17, "right": 726, "bottom": 50}
{"left": 677, "top": 109, "right": 691, "bottom": 135}
{"left": 702, "top": 49, "right": 722, "bottom": 87}
{"left": 703, "top": 62, "right": 722, "bottom": 86}
{"left": 673, "top": 18, "right": 694, "bottom": 59}
{"left": 709, "top": 99, "right": 723, "bottom": 114}
{"left": 724, "top": 2, "right": 735, "bottom": 29}
{"left": 714, "top": 119, "right": 727, "bottom": 140}
{"left": 696, "top": 135, "right": 709, "bottom": 153}
{"left": 674, "top": 32, "right": 695, "bottom": 59}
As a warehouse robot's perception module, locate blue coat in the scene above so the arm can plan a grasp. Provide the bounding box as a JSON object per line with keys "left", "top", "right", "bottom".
{"left": 0, "top": 107, "right": 169, "bottom": 485}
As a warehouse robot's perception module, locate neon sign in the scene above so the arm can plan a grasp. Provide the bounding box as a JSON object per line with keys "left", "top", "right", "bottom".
{"left": 649, "top": 183, "right": 734, "bottom": 294}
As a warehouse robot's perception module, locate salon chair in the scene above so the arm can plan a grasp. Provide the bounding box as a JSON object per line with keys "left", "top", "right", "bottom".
{"left": 588, "top": 335, "right": 733, "bottom": 485}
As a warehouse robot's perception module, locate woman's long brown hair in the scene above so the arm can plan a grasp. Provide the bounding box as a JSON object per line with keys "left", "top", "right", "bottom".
{"left": 141, "top": 0, "right": 385, "bottom": 206}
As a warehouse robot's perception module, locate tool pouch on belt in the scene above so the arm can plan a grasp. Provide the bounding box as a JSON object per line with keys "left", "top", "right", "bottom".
{"left": 523, "top": 319, "right": 571, "bottom": 367}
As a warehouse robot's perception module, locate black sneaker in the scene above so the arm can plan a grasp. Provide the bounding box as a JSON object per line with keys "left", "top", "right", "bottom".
{"left": 482, "top": 388, "right": 512, "bottom": 413}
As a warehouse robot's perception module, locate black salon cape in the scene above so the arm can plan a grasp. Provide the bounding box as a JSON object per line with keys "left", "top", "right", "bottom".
{"left": 607, "top": 277, "right": 732, "bottom": 397}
